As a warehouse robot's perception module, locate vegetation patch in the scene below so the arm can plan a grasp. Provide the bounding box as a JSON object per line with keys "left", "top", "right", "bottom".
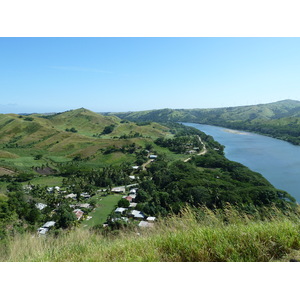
{"left": 2, "top": 206, "right": 300, "bottom": 262}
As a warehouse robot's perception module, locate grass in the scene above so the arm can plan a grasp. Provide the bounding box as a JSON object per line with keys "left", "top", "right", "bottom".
{"left": 0, "top": 182, "right": 8, "bottom": 193}
{"left": 2, "top": 205, "right": 300, "bottom": 262}
{"left": 82, "top": 194, "right": 122, "bottom": 228}
{"left": 24, "top": 176, "right": 65, "bottom": 187}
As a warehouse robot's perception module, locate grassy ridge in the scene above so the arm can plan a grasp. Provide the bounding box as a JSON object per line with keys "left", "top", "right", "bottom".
{"left": 3, "top": 206, "right": 300, "bottom": 262}
{"left": 107, "top": 100, "right": 300, "bottom": 145}
{"left": 0, "top": 108, "right": 175, "bottom": 173}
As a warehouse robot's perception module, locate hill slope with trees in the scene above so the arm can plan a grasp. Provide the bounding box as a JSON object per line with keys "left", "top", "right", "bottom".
{"left": 0, "top": 108, "right": 299, "bottom": 261}
{"left": 105, "top": 99, "right": 300, "bottom": 144}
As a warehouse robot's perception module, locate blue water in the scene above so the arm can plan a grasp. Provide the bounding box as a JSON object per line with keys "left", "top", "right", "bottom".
{"left": 183, "top": 123, "right": 300, "bottom": 202}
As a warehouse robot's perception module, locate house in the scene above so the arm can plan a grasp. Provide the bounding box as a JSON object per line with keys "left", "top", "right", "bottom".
{"left": 138, "top": 221, "right": 154, "bottom": 228}
{"left": 23, "top": 185, "right": 33, "bottom": 191}
{"left": 130, "top": 210, "right": 145, "bottom": 219}
{"left": 80, "top": 192, "right": 91, "bottom": 199}
{"left": 36, "top": 203, "right": 47, "bottom": 210}
{"left": 187, "top": 150, "right": 196, "bottom": 154}
{"left": 115, "top": 207, "right": 127, "bottom": 214}
{"left": 146, "top": 216, "right": 156, "bottom": 222}
{"left": 78, "top": 203, "right": 91, "bottom": 209}
{"left": 111, "top": 187, "right": 126, "bottom": 193}
{"left": 129, "top": 194, "right": 136, "bottom": 199}
{"left": 43, "top": 221, "right": 56, "bottom": 228}
{"left": 37, "top": 227, "right": 49, "bottom": 235}
{"left": 129, "top": 175, "right": 135, "bottom": 180}
{"left": 73, "top": 209, "right": 84, "bottom": 220}
{"left": 65, "top": 193, "right": 77, "bottom": 200}
{"left": 111, "top": 217, "right": 129, "bottom": 223}
{"left": 37, "top": 221, "right": 56, "bottom": 235}
{"left": 129, "top": 202, "right": 137, "bottom": 208}
{"left": 47, "top": 187, "right": 54, "bottom": 193}
{"left": 125, "top": 196, "right": 133, "bottom": 202}
{"left": 149, "top": 155, "right": 157, "bottom": 159}
{"left": 129, "top": 188, "right": 137, "bottom": 194}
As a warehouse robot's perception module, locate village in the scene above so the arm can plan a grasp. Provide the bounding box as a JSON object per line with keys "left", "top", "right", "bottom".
{"left": 32, "top": 139, "right": 206, "bottom": 236}
{"left": 34, "top": 154, "right": 160, "bottom": 236}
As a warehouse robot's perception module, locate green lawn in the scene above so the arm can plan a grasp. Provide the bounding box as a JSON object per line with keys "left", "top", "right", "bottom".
{"left": 24, "top": 176, "right": 65, "bottom": 187}
{"left": 82, "top": 194, "right": 122, "bottom": 228}
{"left": 0, "top": 182, "right": 8, "bottom": 194}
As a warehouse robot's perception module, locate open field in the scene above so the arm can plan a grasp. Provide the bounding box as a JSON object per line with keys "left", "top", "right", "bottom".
{"left": 82, "top": 194, "right": 122, "bottom": 228}
{"left": 24, "top": 176, "right": 65, "bottom": 187}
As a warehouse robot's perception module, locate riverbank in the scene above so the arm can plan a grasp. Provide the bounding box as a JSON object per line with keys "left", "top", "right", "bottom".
{"left": 184, "top": 122, "right": 300, "bottom": 203}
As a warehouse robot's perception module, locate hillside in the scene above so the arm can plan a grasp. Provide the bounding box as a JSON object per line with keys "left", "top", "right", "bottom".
{"left": 0, "top": 109, "right": 299, "bottom": 262}
{"left": 0, "top": 108, "right": 173, "bottom": 173}
{"left": 3, "top": 206, "right": 300, "bottom": 262}
{"left": 105, "top": 100, "right": 300, "bottom": 144}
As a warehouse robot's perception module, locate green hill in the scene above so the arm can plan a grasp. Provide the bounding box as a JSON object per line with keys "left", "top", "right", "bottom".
{"left": 43, "top": 108, "right": 120, "bottom": 137}
{"left": 0, "top": 108, "right": 176, "bottom": 173}
{"left": 106, "top": 100, "right": 300, "bottom": 144}
{"left": 0, "top": 108, "right": 299, "bottom": 262}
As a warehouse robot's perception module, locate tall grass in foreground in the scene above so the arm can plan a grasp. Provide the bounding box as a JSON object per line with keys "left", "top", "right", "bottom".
{"left": 2, "top": 205, "right": 300, "bottom": 262}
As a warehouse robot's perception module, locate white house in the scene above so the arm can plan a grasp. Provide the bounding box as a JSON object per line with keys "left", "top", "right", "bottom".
{"left": 37, "top": 221, "right": 56, "bottom": 235}
{"left": 138, "top": 221, "right": 154, "bottom": 228}
{"left": 36, "top": 203, "right": 47, "bottom": 210}
{"left": 130, "top": 210, "right": 145, "bottom": 219}
{"left": 65, "top": 193, "right": 77, "bottom": 199}
{"left": 43, "top": 221, "right": 56, "bottom": 228}
{"left": 115, "top": 207, "right": 127, "bottom": 213}
{"left": 111, "top": 187, "right": 126, "bottom": 193}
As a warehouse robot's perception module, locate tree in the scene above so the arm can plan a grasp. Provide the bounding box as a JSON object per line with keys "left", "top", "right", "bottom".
{"left": 54, "top": 203, "right": 77, "bottom": 229}
{"left": 101, "top": 124, "right": 115, "bottom": 135}
{"left": 117, "top": 199, "right": 130, "bottom": 208}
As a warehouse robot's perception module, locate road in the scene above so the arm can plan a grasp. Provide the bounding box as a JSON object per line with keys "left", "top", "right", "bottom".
{"left": 184, "top": 135, "right": 207, "bottom": 162}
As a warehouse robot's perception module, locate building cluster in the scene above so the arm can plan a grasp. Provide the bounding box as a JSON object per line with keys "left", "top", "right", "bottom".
{"left": 35, "top": 185, "right": 93, "bottom": 235}
{"left": 110, "top": 187, "right": 156, "bottom": 228}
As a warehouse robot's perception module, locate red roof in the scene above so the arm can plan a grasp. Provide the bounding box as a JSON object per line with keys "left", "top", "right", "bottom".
{"left": 125, "top": 196, "right": 133, "bottom": 202}
{"left": 73, "top": 209, "right": 84, "bottom": 220}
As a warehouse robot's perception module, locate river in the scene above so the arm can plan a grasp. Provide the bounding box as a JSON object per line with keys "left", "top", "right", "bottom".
{"left": 183, "top": 123, "right": 300, "bottom": 203}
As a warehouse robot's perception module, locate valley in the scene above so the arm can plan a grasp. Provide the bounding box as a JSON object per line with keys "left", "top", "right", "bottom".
{"left": 0, "top": 106, "right": 299, "bottom": 262}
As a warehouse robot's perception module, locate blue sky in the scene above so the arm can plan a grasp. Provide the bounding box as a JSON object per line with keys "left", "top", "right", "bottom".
{"left": 1, "top": 37, "right": 300, "bottom": 113}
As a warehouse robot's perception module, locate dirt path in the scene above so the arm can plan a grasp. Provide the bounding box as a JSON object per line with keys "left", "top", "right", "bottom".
{"left": 197, "top": 136, "right": 207, "bottom": 156}
{"left": 0, "top": 167, "right": 15, "bottom": 175}
{"left": 142, "top": 159, "right": 152, "bottom": 171}
{"left": 184, "top": 135, "right": 207, "bottom": 162}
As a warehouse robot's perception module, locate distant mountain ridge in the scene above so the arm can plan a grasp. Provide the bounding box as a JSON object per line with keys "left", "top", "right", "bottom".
{"left": 105, "top": 99, "right": 300, "bottom": 121}
{"left": 105, "top": 100, "right": 300, "bottom": 145}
